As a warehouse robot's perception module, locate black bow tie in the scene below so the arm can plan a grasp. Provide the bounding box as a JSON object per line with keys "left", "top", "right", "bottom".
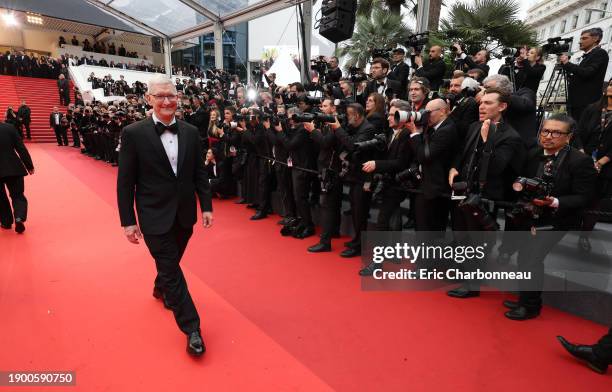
{"left": 377, "top": 82, "right": 385, "bottom": 87}
{"left": 155, "top": 121, "right": 178, "bottom": 136}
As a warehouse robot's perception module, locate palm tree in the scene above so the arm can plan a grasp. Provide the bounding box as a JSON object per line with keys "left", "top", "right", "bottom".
{"left": 358, "top": 0, "right": 445, "bottom": 31}
{"left": 357, "top": 0, "right": 406, "bottom": 16}
{"left": 439, "top": 0, "right": 536, "bottom": 55}
{"left": 338, "top": 2, "right": 412, "bottom": 69}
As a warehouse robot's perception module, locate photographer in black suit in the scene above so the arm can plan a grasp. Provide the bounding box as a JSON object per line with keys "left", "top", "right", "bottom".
{"left": 447, "top": 88, "right": 525, "bottom": 299}
{"left": 453, "top": 44, "right": 490, "bottom": 77}
{"left": 0, "top": 122, "right": 34, "bottom": 233}
{"left": 559, "top": 28, "right": 610, "bottom": 122}
{"left": 360, "top": 58, "right": 402, "bottom": 105}
{"left": 388, "top": 49, "right": 410, "bottom": 99}
{"left": 448, "top": 76, "right": 480, "bottom": 142}
{"left": 335, "top": 103, "right": 376, "bottom": 258}
{"left": 326, "top": 56, "right": 342, "bottom": 83}
{"left": 17, "top": 100, "right": 31, "bottom": 140}
{"left": 414, "top": 45, "right": 447, "bottom": 92}
{"left": 503, "top": 114, "right": 596, "bottom": 320}
{"left": 117, "top": 75, "right": 212, "bottom": 357}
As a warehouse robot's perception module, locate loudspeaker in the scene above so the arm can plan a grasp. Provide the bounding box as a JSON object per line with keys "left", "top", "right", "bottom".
{"left": 319, "top": 7, "right": 356, "bottom": 43}
{"left": 321, "top": 0, "right": 354, "bottom": 14}
{"left": 151, "top": 37, "right": 162, "bottom": 53}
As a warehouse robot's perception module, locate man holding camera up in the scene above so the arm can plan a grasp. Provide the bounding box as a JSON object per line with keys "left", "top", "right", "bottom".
{"left": 388, "top": 49, "right": 411, "bottom": 99}
{"left": 307, "top": 99, "right": 343, "bottom": 252}
{"left": 242, "top": 109, "right": 273, "bottom": 220}
{"left": 447, "top": 88, "right": 525, "bottom": 298}
{"left": 448, "top": 76, "right": 480, "bottom": 143}
{"left": 559, "top": 28, "right": 610, "bottom": 123}
{"left": 326, "top": 56, "right": 342, "bottom": 83}
{"left": 503, "top": 114, "right": 596, "bottom": 320}
{"left": 414, "top": 46, "right": 447, "bottom": 92}
{"left": 360, "top": 58, "right": 401, "bottom": 106}
{"left": 453, "top": 44, "right": 490, "bottom": 78}
{"left": 335, "top": 103, "right": 376, "bottom": 258}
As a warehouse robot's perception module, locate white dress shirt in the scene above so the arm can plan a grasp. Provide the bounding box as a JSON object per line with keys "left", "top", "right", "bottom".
{"left": 152, "top": 113, "right": 178, "bottom": 176}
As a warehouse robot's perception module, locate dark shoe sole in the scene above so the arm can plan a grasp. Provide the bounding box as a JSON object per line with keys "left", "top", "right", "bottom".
{"left": 15, "top": 221, "right": 25, "bottom": 234}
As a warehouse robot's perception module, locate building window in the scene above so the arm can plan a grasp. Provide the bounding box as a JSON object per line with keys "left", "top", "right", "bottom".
{"left": 602, "top": 2, "right": 609, "bottom": 18}
{"left": 560, "top": 19, "right": 567, "bottom": 33}
{"left": 572, "top": 14, "right": 579, "bottom": 29}
{"left": 585, "top": 10, "right": 592, "bottom": 24}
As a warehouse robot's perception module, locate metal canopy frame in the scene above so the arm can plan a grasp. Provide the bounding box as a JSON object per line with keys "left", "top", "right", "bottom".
{"left": 176, "top": 0, "right": 220, "bottom": 22}
{"left": 85, "top": 0, "right": 168, "bottom": 38}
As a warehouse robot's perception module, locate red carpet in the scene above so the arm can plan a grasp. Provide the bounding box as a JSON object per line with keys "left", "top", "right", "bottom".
{"left": 0, "top": 75, "right": 74, "bottom": 143}
{"left": 1, "top": 144, "right": 610, "bottom": 391}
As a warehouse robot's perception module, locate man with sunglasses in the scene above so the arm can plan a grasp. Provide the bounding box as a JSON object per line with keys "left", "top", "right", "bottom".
{"left": 502, "top": 114, "right": 597, "bottom": 320}
{"left": 117, "top": 75, "right": 213, "bottom": 356}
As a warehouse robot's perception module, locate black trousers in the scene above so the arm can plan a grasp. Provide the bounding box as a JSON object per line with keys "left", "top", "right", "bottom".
{"left": 415, "top": 194, "right": 450, "bottom": 231}
{"left": 143, "top": 220, "right": 200, "bottom": 335}
{"left": 256, "top": 159, "right": 272, "bottom": 212}
{"left": 594, "top": 327, "right": 612, "bottom": 363}
{"left": 22, "top": 121, "right": 31, "bottom": 139}
{"left": 54, "top": 126, "right": 68, "bottom": 145}
{"left": 517, "top": 230, "right": 566, "bottom": 312}
{"left": 274, "top": 164, "right": 296, "bottom": 218}
{"left": 375, "top": 187, "right": 407, "bottom": 231}
{"left": 0, "top": 176, "right": 27, "bottom": 225}
{"left": 292, "top": 170, "right": 313, "bottom": 227}
{"left": 319, "top": 176, "right": 342, "bottom": 244}
{"left": 348, "top": 182, "right": 372, "bottom": 247}
{"left": 71, "top": 128, "right": 80, "bottom": 147}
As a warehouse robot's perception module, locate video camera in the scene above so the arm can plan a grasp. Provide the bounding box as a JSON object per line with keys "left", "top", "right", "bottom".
{"left": 349, "top": 66, "right": 368, "bottom": 83}
{"left": 405, "top": 32, "right": 429, "bottom": 55}
{"left": 371, "top": 48, "right": 393, "bottom": 61}
{"left": 542, "top": 37, "right": 573, "bottom": 55}
{"left": 310, "top": 56, "right": 328, "bottom": 80}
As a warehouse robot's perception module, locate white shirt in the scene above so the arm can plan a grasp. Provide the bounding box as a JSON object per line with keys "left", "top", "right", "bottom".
{"left": 376, "top": 78, "right": 387, "bottom": 95}
{"left": 152, "top": 112, "right": 178, "bottom": 176}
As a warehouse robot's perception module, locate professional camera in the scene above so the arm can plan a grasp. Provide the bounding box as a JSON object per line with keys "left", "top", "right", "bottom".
{"left": 311, "top": 56, "right": 328, "bottom": 76}
{"left": 405, "top": 32, "right": 429, "bottom": 54}
{"left": 450, "top": 42, "right": 466, "bottom": 53}
{"left": 501, "top": 47, "right": 519, "bottom": 57}
{"left": 371, "top": 48, "right": 393, "bottom": 61}
{"left": 395, "top": 164, "right": 422, "bottom": 188}
{"left": 542, "top": 37, "right": 573, "bottom": 55}
{"left": 291, "top": 112, "right": 337, "bottom": 124}
{"left": 508, "top": 174, "right": 555, "bottom": 222}
{"left": 349, "top": 66, "right": 368, "bottom": 83}
{"left": 319, "top": 168, "right": 336, "bottom": 194}
{"left": 354, "top": 133, "right": 387, "bottom": 152}
{"left": 394, "top": 109, "right": 430, "bottom": 127}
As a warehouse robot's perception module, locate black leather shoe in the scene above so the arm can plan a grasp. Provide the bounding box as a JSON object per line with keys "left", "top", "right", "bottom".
{"left": 308, "top": 243, "right": 331, "bottom": 253}
{"left": 557, "top": 336, "right": 608, "bottom": 374}
{"left": 447, "top": 286, "right": 480, "bottom": 299}
{"left": 344, "top": 239, "right": 358, "bottom": 248}
{"left": 14, "top": 219, "right": 25, "bottom": 234}
{"left": 1, "top": 223, "right": 11, "bottom": 230}
{"left": 578, "top": 236, "right": 592, "bottom": 253}
{"left": 340, "top": 248, "right": 361, "bottom": 258}
{"left": 250, "top": 211, "right": 267, "bottom": 220}
{"left": 293, "top": 226, "right": 314, "bottom": 239}
{"left": 503, "top": 300, "right": 519, "bottom": 309}
{"left": 359, "top": 262, "right": 381, "bottom": 276}
{"left": 504, "top": 306, "right": 540, "bottom": 320}
{"left": 187, "top": 330, "right": 206, "bottom": 357}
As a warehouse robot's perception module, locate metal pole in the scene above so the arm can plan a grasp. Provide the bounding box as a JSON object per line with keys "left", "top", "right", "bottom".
{"left": 300, "top": 0, "right": 312, "bottom": 84}
{"left": 163, "top": 38, "right": 172, "bottom": 76}
{"left": 416, "top": 0, "right": 430, "bottom": 33}
{"left": 214, "top": 22, "right": 224, "bottom": 70}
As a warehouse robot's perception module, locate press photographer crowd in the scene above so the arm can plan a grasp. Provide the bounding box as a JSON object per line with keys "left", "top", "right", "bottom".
{"left": 2, "top": 25, "right": 607, "bottom": 364}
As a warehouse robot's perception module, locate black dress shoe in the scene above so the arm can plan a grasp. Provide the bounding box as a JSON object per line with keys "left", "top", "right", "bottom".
{"left": 308, "top": 243, "right": 331, "bottom": 253}
{"left": 503, "top": 300, "right": 519, "bottom": 309}
{"left": 557, "top": 336, "right": 608, "bottom": 374}
{"left": 293, "top": 226, "right": 314, "bottom": 239}
{"left": 359, "top": 262, "right": 381, "bottom": 276}
{"left": 578, "top": 236, "right": 592, "bottom": 253}
{"left": 14, "top": 219, "right": 25, "bottom": 234}
{"left": 504, "top": 306, "right": 540, "bottom": 321}
{"left": 250, "top": 211, "right": 267, "bottom": 220}
{"left": 446, "top": 286, "right": 480, "bottom": 299}
{"left": 1, "top": 223, "right": 11, "bottom": 230}
{"left": 344, "top": 239, "right": 358, "bottom": 248}
{"left": 340, "top": 248, "right": 361, "bottom": 258}
{"left": 187, "top": 330, "right": 206, "bottom": 357}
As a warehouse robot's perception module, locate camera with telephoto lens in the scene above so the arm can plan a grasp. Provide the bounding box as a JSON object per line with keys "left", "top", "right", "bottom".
{"left": 394, "top": 109, "right": 430, "bottom": 127}
{"left": 291, "top": 112, "right": 337, "bottom": 124}
{"left": 319, "top": 168, "right": 336, "bottom": 194}
{"left": 542, "top": 37, "right": 573, "bottom": 55}
{"left": 371, "top": 48, "right": 393, "bottom": 61}
{"left": 395, "top": 164, "right": 422, "bottom": 189}
{"left": 508, "top": 168, "right": 555, "bottom": 223}
{"left": 405, "top": 32, "right": 429, "bottom": 54}
{"left": 349, "top": 66, "right": 368, "bottom": 83}
{"left": 354, "top": 133, "right": 387, "bottom": 152}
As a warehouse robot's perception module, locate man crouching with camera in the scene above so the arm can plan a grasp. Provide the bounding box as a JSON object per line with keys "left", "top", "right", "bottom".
{"left": 446, "top": 87, "right": 525, "bottom": 299}
{"left": 503, "top": 114, "right": 597, "bottom": 320}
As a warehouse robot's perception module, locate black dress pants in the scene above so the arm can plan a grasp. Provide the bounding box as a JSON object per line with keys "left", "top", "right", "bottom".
{"left": 143, "top": 220, "right": 200, "bottom": 335}
{"left": 375, "top": 187, "right": 407, "bottom": 231}
{"left": 274, "top": 164, "right": 296, "bottom": 218}
{"left": 594, "top": 327, "right": 612, "bottom": 364}
{"left": 0, "top": 176, "right": 27, "bottom": 226}
{"left": 415, "top": 194, "right": 450, "bottom": 231}
{"left": 348, "top": 182, "right": 372, "bottom": 248}
{"left": 292, "top": 170, "right": 313, "bottom": 227}
{"left": 319, "top": 176, "right": 342, "bottom": 244}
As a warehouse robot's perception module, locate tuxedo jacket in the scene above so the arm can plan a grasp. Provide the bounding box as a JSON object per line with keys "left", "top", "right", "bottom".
{"left": 414, "top": 58, "right": 446, "bottom": 91}
{"left": 450, "top": 97, "right": 479, "bottom": 143}
{"left": 374, "top": 127, "right": 414, "bottom": 176}
{"left": 413, "top": 118, "right": 458, "bottom": 198}
{"left": 360, "top": 78, "right": 402, "bottom": 105}
{"left": 388, "top": 61, "right": 410, "bottom": 96}
{"left": 49, "top": 112, "right": 64, "bottom": 127}
{"left": 117, "top": 117, "right": 212, "bottom": 235}
{"left": 453, "top": 121, "right": 525, "bottom": 201}
{"left": 522, "top": 146, "right": 596, "bottom": 229}
{"left": 563, "top": 47, "right": 609, "bottom": 109}
{"left": 0, "top": 123, "right": 33, "bottom": 178}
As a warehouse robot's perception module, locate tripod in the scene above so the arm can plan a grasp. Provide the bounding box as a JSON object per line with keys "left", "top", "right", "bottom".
{"left": 536, "top": 62, "right": 570, "bottom": 130}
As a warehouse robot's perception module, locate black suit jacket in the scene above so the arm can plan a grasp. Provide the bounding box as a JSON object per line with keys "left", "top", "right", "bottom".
{"left": 117, "top": 117, "right": 212, "bottom": 235}
{"left": 506, "top": 88, "right": 537, "bottom": 148}
{"left": 388, "top": 62, "right": 410, "bottom": 98}
{"left": 17, "top": 105, "right": 31, "bottom": 123}
{"left": 360, "top": 78, "right": 402, "bottom": 105}
{"left": 274, "top": 124, "right": 316, "bottom": 170}
{"left": 0, "top": 123, "right": 33, "bottom": 177}
{"left": 374, "top": 128, "right": 413, "bottom": 175}
{"left": 563, "top": 47, "right": 609, "bottom": 109}
{"left": 522, "top": 146, "right": 596, "bottom": 229}
{"left": 49, "top": 112, "right": 63, "bottom": 127}
{"left": 453, "top": 121, "right": 525, "bottom": 201}
{"left": 310, "top": 125, "right": 341, "bottom": 171}
{"left": 57, "top": 79, "right": 69, "bottom": 95}
{"left": 450, "top": 97, "right": 479, "bottom": 143}
{"left": 413, "top": 118, "right": 458, "bottom": 198}
{"left": 335, "top": 119, "right": 376, "bottom": 183}
{"left": 415, "top": 58, "right": 447, "bottom": 91}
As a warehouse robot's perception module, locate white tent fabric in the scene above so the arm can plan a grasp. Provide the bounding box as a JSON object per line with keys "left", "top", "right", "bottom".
{"left": 265, "top": 49, "right": 301, "bottom": 87}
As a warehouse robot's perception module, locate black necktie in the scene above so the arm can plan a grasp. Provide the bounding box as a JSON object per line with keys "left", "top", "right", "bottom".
{"left": 155, "top": 121, "right": 178, "bottom": 136}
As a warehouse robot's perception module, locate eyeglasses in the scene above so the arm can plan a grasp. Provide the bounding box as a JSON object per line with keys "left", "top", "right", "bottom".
{"left": 150, "top": 94, "right": 178, "bottom": 102}
{"left": 540, "top": 129, "right": 571, "bottom": 138}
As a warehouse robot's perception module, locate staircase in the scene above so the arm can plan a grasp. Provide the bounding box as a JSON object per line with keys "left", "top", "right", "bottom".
{"left": 0, "top": 75, "right": 75, "bottom": 143}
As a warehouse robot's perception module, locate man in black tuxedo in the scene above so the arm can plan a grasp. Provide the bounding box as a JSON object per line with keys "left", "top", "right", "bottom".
{"left": 187, "top": 96, "right": 209, "bottom": 150}
{"left": 447, "top": 87, "right": 525, "bottom": 299}
{"left": 49, "top": 107, "right": 66, "bottom": 146}
{"left": 560, "top": 27, "right": 610, "bottom": 122}
{"left": 448, "top": 76, "right": 479, "bottom": 143}
{"left": 453, "top": 44, "right": 490, "bottom": 77}
{"left": 117, "top": 75, "right": 212, "bottom": 356}
{"left": 503, "top": 114, "right": 596, "bottom": 320}
{"left": 360, "top": 58, "right": 402, "bottom": 105}
{"left": 57, "top": 74, "right": 70, "bottom": 106}
{"left": 17, "top": 100, "right": 31, "bottom": 140}
{"left": 388, "top": 49, "right": 411, "bottom": 99}
{"left": 558, "top": 328, "right": 612, "bottom": 374}
{"left": 414, "top": 45, "right": 447, "bottom": 92}
{"left": 412, "top": 99, "right": 458, "bottom": 231}
{"left": 0, "top": 122, "right": 34, "bottom": 233}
